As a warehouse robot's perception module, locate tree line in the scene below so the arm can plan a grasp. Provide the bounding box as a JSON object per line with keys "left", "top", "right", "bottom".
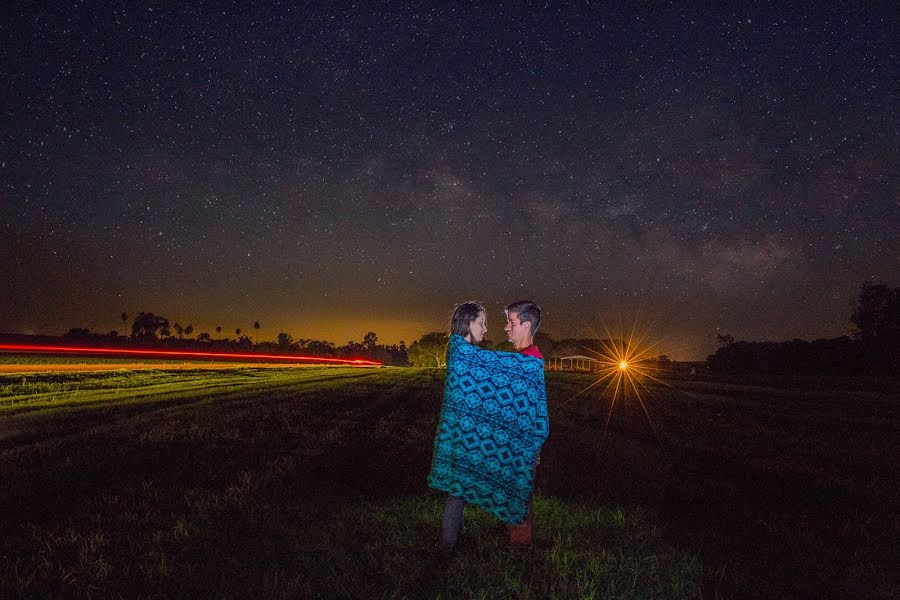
{"left": 63, "top": 313, "right": 408, "bottom": 366}
{"left": 707, "top": 283, "right": 900, "bottom": 376}
{"left": 60, "top": 282, "right": 896, "bottom": 375}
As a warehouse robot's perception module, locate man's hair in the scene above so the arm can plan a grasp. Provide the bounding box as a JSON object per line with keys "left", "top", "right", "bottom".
{"left": 505, "top": 300, "right": 541, "bottom": 334}
{"left": 449, "top": 302, "right": 486, "bottom": 338}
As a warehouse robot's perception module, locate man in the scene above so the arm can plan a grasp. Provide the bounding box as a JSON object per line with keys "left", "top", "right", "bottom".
{"left": 503, "top": 300, "right": 548, "bottom": 546}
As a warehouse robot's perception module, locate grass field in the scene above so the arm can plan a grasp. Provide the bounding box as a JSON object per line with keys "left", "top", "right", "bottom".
{"left": 0, "top": 354, "right": 194, "bottom": 365}
{"left": 0, "top": 362, "right": 897, "bottom": 598}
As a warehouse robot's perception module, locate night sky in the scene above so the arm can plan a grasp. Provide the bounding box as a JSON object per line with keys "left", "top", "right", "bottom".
{"left": 2, "top": 3, "right": 896, "bottom": 359}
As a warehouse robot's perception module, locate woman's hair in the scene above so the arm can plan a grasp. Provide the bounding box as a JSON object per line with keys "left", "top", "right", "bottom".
{"left": 449, "top": 302, "right": 486, "bottom": 338}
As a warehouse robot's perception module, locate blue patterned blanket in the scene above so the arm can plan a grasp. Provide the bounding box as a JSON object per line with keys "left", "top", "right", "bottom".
{"left": 428, "top": 334, "right": 549, "bottom": 524}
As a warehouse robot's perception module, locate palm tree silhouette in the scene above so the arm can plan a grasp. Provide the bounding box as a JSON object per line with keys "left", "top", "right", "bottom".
{"left": 254, "top": 321, "right": 260, "bottom": 344}
{"left": 216, "top": 326, "right": 222, "bottom": 339}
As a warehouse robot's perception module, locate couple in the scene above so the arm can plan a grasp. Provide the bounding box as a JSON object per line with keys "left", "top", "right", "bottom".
{"left": 428, "top": 300, "right": 549, "bottom": 557}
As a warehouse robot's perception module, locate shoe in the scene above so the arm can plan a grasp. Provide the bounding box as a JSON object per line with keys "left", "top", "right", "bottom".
{"left": 509, "top": 513, "right": 533, "bottom": 546}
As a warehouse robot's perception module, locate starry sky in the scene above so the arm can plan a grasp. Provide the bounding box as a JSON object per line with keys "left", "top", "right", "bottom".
{"left": 2, "top": 3, "right": 896, "bottom": 359}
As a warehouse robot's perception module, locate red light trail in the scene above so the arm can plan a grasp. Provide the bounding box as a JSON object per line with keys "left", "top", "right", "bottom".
{"left": 0, "top": 344, "right": 381, "bottom": 366}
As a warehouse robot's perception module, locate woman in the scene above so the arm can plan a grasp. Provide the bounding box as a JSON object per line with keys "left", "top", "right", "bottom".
{"left": 434, "top": 302, "right": 487, "bottom": 556}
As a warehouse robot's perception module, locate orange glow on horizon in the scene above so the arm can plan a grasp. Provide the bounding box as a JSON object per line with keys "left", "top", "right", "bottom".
{"left": 0, "top": 344, "right": 381, "bottom": 366}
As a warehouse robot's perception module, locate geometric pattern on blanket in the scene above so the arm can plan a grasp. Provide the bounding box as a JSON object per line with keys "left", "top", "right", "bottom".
{"left": 428, "top": 334, "right": 548, "bottom": 524}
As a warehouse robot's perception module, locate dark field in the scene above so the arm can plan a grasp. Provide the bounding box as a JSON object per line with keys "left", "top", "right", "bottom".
{"left": 0, "top": 366, "right": 897, "bottom": 598}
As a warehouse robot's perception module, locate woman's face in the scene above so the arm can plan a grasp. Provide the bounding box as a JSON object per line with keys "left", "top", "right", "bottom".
{"left": 467, "top": 311, "right": 487, "bottom": 344}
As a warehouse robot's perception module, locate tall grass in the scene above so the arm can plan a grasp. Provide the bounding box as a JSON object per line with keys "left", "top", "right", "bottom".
{"left": 0, "top": 367, "right": 706, "bottom": 597}
{"left": 0, "top": 366, "right": 896, "bottom": 597}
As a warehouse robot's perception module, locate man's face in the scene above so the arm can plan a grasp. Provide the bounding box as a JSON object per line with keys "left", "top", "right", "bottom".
{"left": 504, "top": 311, "right": 530, "bottom": 346}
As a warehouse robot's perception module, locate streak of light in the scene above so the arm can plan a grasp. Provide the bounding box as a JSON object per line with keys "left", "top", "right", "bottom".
{"left": 0, "top": 344, "right": 381, "bottom": 366}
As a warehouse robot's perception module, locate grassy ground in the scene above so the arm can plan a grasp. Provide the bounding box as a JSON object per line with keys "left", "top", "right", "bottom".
{"left": 544, "top": 372, "right": 899, "bottom": 598}
{"left": 0, "top": 366, "right": 896, "bottom": 598}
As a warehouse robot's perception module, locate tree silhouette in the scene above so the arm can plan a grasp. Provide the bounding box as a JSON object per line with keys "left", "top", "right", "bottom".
{"left": 216, "top": 326, "right": 222, "bottom": 339}
{"left": 852, "top": 283, "right": 900, "bottom": 340}
{"left": 254, "top": 321, "right": 261, "bottom": 344}
{"left": 121, "top": 312, "right": 128, "bottom": 326}
{"left": 235, "top": 328, "right": 242, "bottom": 338}
{"left": 131, "top": 312, "right": 170, "bottom": 340}
{"left": 362, "top": 331, "right": 378, "bottom": 353}
{"left": 851, "top": 282, "right": 900, "bottom": 373}
{"left": 184, "top": 324, "right": 194, "bottom": 338}
{"left": 305, "top": 340, "right": 336, "bottom": 356}
{"left": 533, "top": 331, "right": 556, "bottom": 355}
{"left": 173, "top": 323, "right": 184, "bottom": 339}
{"left": 407, "top": 332, "right": 448, "bottom": 367}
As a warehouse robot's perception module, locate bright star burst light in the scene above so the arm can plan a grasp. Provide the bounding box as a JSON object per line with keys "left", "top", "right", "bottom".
{"left": 563, "top": 317, "right": 680, "bottom": 448}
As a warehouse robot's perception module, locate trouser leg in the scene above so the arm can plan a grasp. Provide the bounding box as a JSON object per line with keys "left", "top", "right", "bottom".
{"left": 440, "top": 495, "right": 465, "bottom": 547}
{"left": 510, "top": 457, "right": 539, "bottom": 545}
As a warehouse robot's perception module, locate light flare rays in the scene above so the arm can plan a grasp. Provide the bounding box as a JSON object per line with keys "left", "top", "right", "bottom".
{"left": 559, "top": 315, "right": 693, "bottom": 449}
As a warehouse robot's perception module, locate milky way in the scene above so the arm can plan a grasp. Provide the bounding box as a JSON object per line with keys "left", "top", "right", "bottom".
{"left": 2, "top": 4, "right": 896, "bottom": 358}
